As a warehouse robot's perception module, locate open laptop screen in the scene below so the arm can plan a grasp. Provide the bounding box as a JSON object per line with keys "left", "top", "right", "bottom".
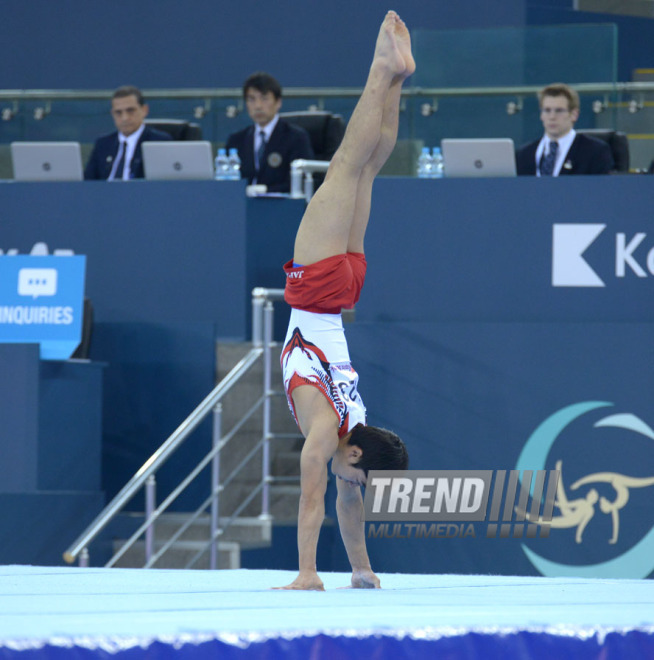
{"left": 142, "top": 141, "right": 214, "bottom": 180}
{"left": 11, "top": 142, "right": 83, "bottom": 181}
{"left": 441, "top": 138, "right": 516, "bottom": 178}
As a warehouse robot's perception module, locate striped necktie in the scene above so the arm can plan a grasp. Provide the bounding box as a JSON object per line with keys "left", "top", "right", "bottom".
{"left": 256, "top": 131, "right": 266, "bottom": 172}
{"left": 540, "top": 141, "right": 558, "bottom": 176}
{"left": 114, "top": 141, "right": 127, "bottom": 180}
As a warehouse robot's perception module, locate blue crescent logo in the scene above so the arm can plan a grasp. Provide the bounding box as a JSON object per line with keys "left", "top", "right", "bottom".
{"left": 516, "top": 401, "right": 654, "bottom": 579}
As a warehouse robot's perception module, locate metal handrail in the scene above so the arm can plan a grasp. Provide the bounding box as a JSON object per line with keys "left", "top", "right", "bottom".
{"left": 290, "top": 160, "right": 331, "bottom": 201}
{"left": 104, "top": 397, "right": 262, "bottom": 569}
{"left": 2, "top": 82, "right": 654, "bottom": 103}
{"left": 63, "top": 286, "right": 287, "bottom": 567}
{"left": 184, "top": 479, "right": 265, "bottom": 570}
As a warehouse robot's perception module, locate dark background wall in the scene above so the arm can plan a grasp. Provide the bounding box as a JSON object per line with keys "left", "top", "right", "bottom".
{"left": 0, "top": 0, "right": 651, "bottom": 91}
{"left": 0, "top": 0, "right": 526, "bottom": 90}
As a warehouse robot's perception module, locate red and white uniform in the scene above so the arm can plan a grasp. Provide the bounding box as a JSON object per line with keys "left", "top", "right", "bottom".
{"left": 281, "top": 253, "right": 367, "bottom": 438}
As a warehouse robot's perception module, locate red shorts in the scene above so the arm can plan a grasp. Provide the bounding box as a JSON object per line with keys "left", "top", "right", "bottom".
{"left": 283, "top": 253, "right": 367, "bottom": 314}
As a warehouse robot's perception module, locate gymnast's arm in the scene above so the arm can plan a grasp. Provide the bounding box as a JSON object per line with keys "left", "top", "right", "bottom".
{"left": 336, "top": 478, "right": 381, "bottom": 588}
{"left": 275, "top": 405, "right": 338, "bottom": 591}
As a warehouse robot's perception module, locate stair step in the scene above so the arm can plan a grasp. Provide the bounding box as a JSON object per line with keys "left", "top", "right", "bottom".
{"left": 112, "top": 539, "right": 241, "bottom": 570}
{"left": 118, "top": 513, "right": 272, "bottom": 546}
{"left": 270, "top": 484, "right": 301, "bottom": 520}
{"left": 273, "top": 449, "right": 301, "bottom": 476}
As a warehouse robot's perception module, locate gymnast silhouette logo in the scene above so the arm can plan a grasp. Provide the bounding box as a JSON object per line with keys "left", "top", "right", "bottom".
{"left": 526, "top": 459, "right": 654, "bottom": 545}
{"left": 516, "top": 401, "right": 654, "bottom": 579}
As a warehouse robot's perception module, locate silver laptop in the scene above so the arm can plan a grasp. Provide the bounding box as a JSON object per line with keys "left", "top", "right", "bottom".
{"left": 11, "top": 142, "right": 83, "bottom": 181}
{"left": 441, "top": 138, "right": 516, "bottom": 178}
{"left": 142, "top": 141, "right": 214, "bottom": 180}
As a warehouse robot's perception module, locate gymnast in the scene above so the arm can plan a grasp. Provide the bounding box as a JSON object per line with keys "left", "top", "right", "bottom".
{"left": 278, "top": 11, "right": 413, "bottom": 591}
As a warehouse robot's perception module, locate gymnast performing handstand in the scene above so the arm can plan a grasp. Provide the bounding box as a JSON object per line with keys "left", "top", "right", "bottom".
{"left": 278, "top": 10, "right": 414, "bottom": 591}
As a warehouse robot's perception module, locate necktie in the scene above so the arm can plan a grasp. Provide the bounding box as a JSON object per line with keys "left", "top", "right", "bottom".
{"left": 256, "top": 131, "right": 266, "bottom": 171}
{"left": 540, "top": 141, "right": 558, "bottom": 176}
{"left": 114, "top": 141, "right": 127, "bottom": 180}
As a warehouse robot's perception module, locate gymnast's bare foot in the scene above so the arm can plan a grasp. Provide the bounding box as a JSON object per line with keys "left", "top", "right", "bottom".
{"left": 393, "top": 14, "right": 416, "bottom": 78}
{"left": 373, "top": 11, "right": 408, "bottom": 77}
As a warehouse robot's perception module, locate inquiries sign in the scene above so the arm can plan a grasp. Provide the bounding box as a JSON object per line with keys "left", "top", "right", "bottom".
{"left": 0, "top": 255, "right": 86, "bottom": 359}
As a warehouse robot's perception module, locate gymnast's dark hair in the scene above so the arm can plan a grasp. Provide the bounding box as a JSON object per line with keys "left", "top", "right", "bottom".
{"left": 348, "top": 424, "right": 409, "bottom": 476}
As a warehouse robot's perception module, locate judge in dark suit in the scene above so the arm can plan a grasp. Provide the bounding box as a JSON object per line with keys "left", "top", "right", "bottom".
{"left": 516, "top": 83, "right": 614, "bottom": 176}
{"left": 84, "top": 86, "right": 171, "bottom": 180}
{"left": 226, "top": 72, "right": 313, "bottom": 193}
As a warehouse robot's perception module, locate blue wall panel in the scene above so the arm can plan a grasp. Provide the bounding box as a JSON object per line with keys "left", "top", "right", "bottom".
{"left": 39, "top": 360, "right": 105, "bottom": 491}
{"left": 0, "top": 345, "right": 40, "bottom": 491}
{"left": 0, "top": 1, "right": 650, "bottom": 91}
{"left": 359, "top": 176, "right": 654, "bottom": 323}
{"left": 0, "top": 1, "right": 526, "bottom": 89}
{"left": 341, "top": 321, "right": 654, "bottom": 577}
{"left": 1, "top": 181, "right": 247, "bottom": 331}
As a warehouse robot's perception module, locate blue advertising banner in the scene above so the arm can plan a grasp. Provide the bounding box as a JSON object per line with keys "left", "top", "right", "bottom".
{"left": 0, "top": 256, "right": 85, "bottom": 359}
{"left": 346, "top": 321, "right": 654, "bottom": 579}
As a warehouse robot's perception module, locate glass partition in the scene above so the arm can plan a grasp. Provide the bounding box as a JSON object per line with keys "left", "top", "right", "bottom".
{"left": 408, "top": 23, "right": 619, "bottom": 151}
{"left": 412, "top": 24, "right": 618, "bottom": 88}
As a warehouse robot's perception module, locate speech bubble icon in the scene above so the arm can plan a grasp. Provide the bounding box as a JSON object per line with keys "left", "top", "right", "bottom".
{"left": 18, "top": 268, "right": 58, "bottom": 299}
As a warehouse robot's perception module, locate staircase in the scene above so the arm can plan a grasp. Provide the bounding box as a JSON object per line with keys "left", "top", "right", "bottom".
{"left": 214, "top": 341, "right": 302, "bottom": 521}
{"left": 111, "top": 513, "right": 271, "bottom": 569}
{"left": 109, "top": 339, "right": 304, "bottom": 570}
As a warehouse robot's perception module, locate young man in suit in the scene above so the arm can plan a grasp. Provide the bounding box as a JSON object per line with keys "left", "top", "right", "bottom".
{"left": 225, "top": 72, "right": 314, "bottom": 193}
{"left": 84, "top": 86, "right": 171, "bottom": 180}
{"left": 276, "top": 11, "right": 412, "bottom": 591}
{"left": 516, "top": 83, "right": 614, "bottom": 176}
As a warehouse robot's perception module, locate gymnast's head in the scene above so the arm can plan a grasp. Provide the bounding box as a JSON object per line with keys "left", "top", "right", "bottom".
{"left": 331, "top": 424, "right": 409, "bottom": 487}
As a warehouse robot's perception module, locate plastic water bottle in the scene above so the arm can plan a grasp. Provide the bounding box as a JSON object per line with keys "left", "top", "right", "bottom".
{"left": 431, "top": 147, "right": 444, "bottom": 178}
{"left": 214, "top": 148, "right": 229, "bottom": 180}
{"left": 227, "top": 148, "right": 241, "bottom": 181}
{"left": 417, "top": 147, "right": 432, "bottom": 178}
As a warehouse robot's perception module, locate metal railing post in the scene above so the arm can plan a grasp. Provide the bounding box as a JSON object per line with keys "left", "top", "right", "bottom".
{"left": 303, "top": 172, "right": 315, "bottom": 201}
{"left": 290, "top": 161, "right": 304, "bottom": 199}
{"left": 210, "top": 402, "right": 223, "bottom": 570}
{"left": 260, "top": 300, "right": 274, "bottom": 520}
{"left": 79, "top": 548, "right": 89, "bottom": 567}
{"left": 145, "top": 475, "right": 157, "bottom": 564}
{"left": 252, "top": 293, "right": 264, "bottom": 347}
{"left": 289, "top": 160, "right": 330, "bottom": 201}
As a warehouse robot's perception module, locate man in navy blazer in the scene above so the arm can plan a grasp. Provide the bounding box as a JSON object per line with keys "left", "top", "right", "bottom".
{"left": 516, "top": 83, "right": 614, "bottom": 176}
{"left": 84, "top": 86, "right": 171, "bottom": 180}
{"left": 226, "top": 72, "right": 313, "bottom": 193}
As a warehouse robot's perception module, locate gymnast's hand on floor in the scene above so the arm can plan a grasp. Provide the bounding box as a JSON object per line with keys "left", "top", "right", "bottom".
{"left": 351, "top": 568, "right": 381, "bottom": 589}
{"left": 273, "top": 570, "right": 325, "bottom": 591}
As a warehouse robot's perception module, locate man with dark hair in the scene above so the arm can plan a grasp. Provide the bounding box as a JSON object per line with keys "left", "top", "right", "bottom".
{"left": 278, "top": 11, "right": 413, "bottom": 591}
{"left": 516, "top": 82, "right": 614, "bottom": 176}
{"left": 84, "top": 85, "right": 171, "bottom": 180}
{"left": 225, "top": 72, "right": 313, "bottom": 193}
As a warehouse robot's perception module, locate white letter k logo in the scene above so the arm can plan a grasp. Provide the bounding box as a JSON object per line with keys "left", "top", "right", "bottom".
{"left": 552, "top": 224, "right": 606, "bottom": 287}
